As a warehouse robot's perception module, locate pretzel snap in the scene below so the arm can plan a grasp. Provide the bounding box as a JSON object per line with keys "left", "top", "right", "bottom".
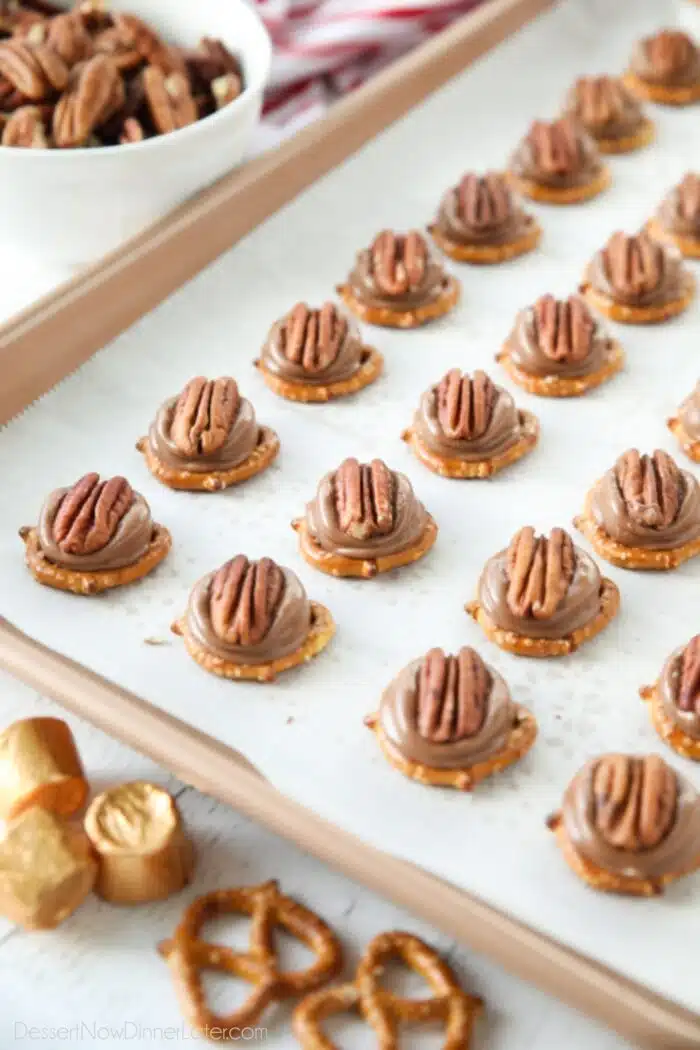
{"left": 159, "top": 880, "right": 343, "bottom": 1040}
{"left": 293, "top": 930, "right": 482, "bottom": 1050}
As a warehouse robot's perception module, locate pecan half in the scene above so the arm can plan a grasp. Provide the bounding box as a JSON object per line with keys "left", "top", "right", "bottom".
{"left": 113, "top": 13, "right": 184, "bottom": 75}
{"left": 370, "top": 231, "right": 429, "bottom": 296}
{"left": 118, "top": 115, "right": 143, "bottom": 143}
{"left": 572, "top": 76, "right": 631, "bottom": 126}
{"left": 211, "top": 71, "right": 241, "bottom": 109}
{"left": 592, "top": 754, "right": 677, "bottom": 851}
{"left": 614, "top": 449, "right": 684, "bottom": 529}
{"left": 334, "top": 458, "right": 395, "bottom": 540}
{"left": 281, "top": 302, "right": 347, "bottom": 373}
{"left": 678, "top": 173, "right": 700, "bottom": 224}
{"left": 603, "top": 232, "right": 663, "bottom": 299}
{"left": 417, "top": 647, "right": 491, "bottom": 743}
{"left": 170, "top": 377, "right": 240, "bottom": 458}
{"left": 46, "top": 12, "right": 93, "bottom": 67}
{"left": 53, "top": 473, "right": 133, "bottom": 555}
{"left": 93, "top": 26, "right": 140, "bottom": 71}
{"left": 209, "top": 555, "right": 285, "bottom": 647}
{"left": 53, "top": 54, "right": 124, "bottom": 147}
{"left": 184, "top": 36, "right": 241, "bottom": 91}
{"left": 143, "top": 66, "right": 196, "bottom": 135}
{"left": 678, "top": 635, "right": 700, "bottom": 715}
{"left": 457, "top": 173, "right": 512, "bottom": 228}
{"left": 646, "top": 30, "right": 695, "bottom": 79}
{"left": 436, "top": 369, "right": 497, "bottom": 440}
{"left": 1, "top": 103, "right": 46, "bottom": 146}
{"left": 528, "top": 117, "right": 582, "bottom": 175}
{"left": 0, "top": 38, "right": 68, "bottom": 100}
{"left": 533, "top": 294, "right": 594, "bottom": 363}
{"left": 506, "top": 526, "right": 576, "bottom": 620}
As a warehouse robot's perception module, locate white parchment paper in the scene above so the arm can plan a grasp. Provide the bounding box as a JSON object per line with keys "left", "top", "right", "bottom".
{"left": 1, "top": 0, "right": 699, "bottom": 1014}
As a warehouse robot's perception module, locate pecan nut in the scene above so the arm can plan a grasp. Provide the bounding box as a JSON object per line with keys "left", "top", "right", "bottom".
{"left": 143, "top": 66, "right": 196, "bottom": 135}
{"left": 46, "top": 12, "right": 94, "bottom": 67}
{"left": 370, "top": 231, "right": 429, "bottom": 296}
{"left": 533, "top": 295, "right": 594, "bottom": 363}
{"left": 52, "top": 473, "right": 134, "bottom": 555}
{"left": 572, "top": 76, "right": 631, "bottom": 126}
{"left": 528, "top": 117, "right": 582, "bottom": 175}
{"left": 211, "top": 71, "right": 241, "bottom": 109}
{"left": 457, "top": 173, "right": 512, "bottom": 227}
{"left": 614, "top": 449, "right": 684, "bottom": 529}
{"left": 281, "top": 302, "right": 348, "bottom": 373}
{"left": 209, "top": 555, "right": 285, "bottom": 646}
{"left": 506, "top": 526, "right": 576, "bottom": 620}
{"left": 334, "top": 458, "right": 395, "bottom": 540}
{"left": 1, "top": 103, "right": 47, "bottom": 146}
{"left": 436, "top": 369, "right": 497, "bottom": 440}
{"left": 170, "top": 377, "right": 240, "bottom": 457}
{"left": 646, "top": 30, "right": 695, "bottom": 79}
{"left": 53, "top": 54, "right": 124, "bottom": 148}
{"left": 113, "top": 13, "right": 185, "bottom": 75}
{"left": 119, "top": 115, "right": 144, "bottom": 143}
{"left": 678, "top": 173, "right": 700, "bottom": 224}
{"left": 678, "top": 635, "right": 700, "bottom": 715}
{"left": 417, "top": 647, "right": 491, "bottom": 743}
{"left": 184, "top": 36, "right": 241, "bottom": 90}
{"left": 591, "top": 754, "right": 677, "bottom": 851}
{"left": 0, "top": 38, "right": 69, "bottom": 100}
{"left": 603, "top": 232, "right": 663, "bottom": 299}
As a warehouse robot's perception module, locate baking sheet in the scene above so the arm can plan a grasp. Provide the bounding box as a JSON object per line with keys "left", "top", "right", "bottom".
{"left": 1, "top": 0, "right": 698, "bottom": 1015}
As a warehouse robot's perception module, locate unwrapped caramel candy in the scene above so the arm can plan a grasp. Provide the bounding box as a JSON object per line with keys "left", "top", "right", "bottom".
{"left": 0, "top": 717, "right": 88, "bottom": 821}
{"left": 84, "top": 782, "right": 193, "bottom": 904}
{"left": 0, "top": 807, "right": 96, "bottom": 929}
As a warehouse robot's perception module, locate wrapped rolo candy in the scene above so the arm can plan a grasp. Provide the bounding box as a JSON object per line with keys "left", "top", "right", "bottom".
{"left": 651, "top": 174, "right": 700, "bottom": 258}
{"left": 625, "top": 29, "right": 700, "bottom": 104}
{"left": 564, "top": 75, "right": 652, "bottom": 153}
{"left": 337, "top": 230, "right": 460, "bottom": 328}
{"left": 548, "top": 753, "right": 700, "bottom": 895}
{"left": 467, "top": 526, "right": 619, "bottom": 657}
{"left": 430, "top": 171, "right": 541, "bottom": 263}
{"left": 576, "top": 448, "right": 700, "bottom": 569}
{"left": 84, "top": 782, "right": 193, "bottom": 904}
{"left": 256, "top": 301, "right": 383, "bottom": 403}
{"left": 0, "top": 717, "right": 87, "bottom": 820}
{"left": 294, "top": 457, "right": 438, "bottom": 578}
{"left": 138, "top": 376, "right": 280, "bottom": 491}
{"left": 0, "top": 807, "right": 96, "bottom": 929}
{"left": 368, "top": 646, "right": 537, "bottom": 789}
{"left": 20, "top": 472, "right": 171, "bottom": 594}
{"left": 402, "top": 369, "right": 539, "bottom": 477}
{"left": 580, "top": 230, "right": 695, "bottom": 323}
{"left": 498, "top": 294, "right": 624, "bottom": 397}
{"left": 507, "top": 116, "right": 610, "bottom": 204}
{"left": 173, "top": 554, "right": 335, "bottom": 682}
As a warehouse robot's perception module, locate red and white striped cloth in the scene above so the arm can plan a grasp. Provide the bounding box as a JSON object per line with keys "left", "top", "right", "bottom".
{"left": 253, "top": 0, "right": 486, "bottom": 149}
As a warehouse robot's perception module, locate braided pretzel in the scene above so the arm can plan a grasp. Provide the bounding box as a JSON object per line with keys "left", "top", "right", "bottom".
{"left": 293, "top": 931, "right": 482, "bottom": 1049}
{"left": 158, "top": 880, "right": 343, "bottom": 1039}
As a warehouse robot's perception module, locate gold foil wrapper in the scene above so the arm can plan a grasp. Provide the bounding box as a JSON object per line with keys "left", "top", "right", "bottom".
{"left": 0, "top": 717, "right": 88, "bottom": 821}
{"left": 84, "top": 781, "right": 194, "bottom": 904}
{"left": 0, "top": 806, "right": 96, "bottom": 930}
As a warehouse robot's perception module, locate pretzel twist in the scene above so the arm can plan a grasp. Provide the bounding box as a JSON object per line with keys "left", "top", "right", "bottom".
{"left": 294, "top": 930, "right": 482, "bottom": 1050}
{"left": 159, "top": 881, "right": 343, "bottom": 1039}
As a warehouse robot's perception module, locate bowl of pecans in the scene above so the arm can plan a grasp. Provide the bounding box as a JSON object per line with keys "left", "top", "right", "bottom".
{"left": 0, "top": 0, "right": 271, "bottom": 264}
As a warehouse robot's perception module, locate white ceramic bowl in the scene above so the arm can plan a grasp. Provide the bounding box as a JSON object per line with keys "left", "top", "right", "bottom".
{"left": 0, "top": 0, "right": 271, "bottom": 266}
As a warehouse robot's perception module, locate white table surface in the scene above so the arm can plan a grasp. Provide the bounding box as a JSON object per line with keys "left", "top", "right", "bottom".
{"left": 0, "top": 666, "right": 633, "bottom": 1049}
